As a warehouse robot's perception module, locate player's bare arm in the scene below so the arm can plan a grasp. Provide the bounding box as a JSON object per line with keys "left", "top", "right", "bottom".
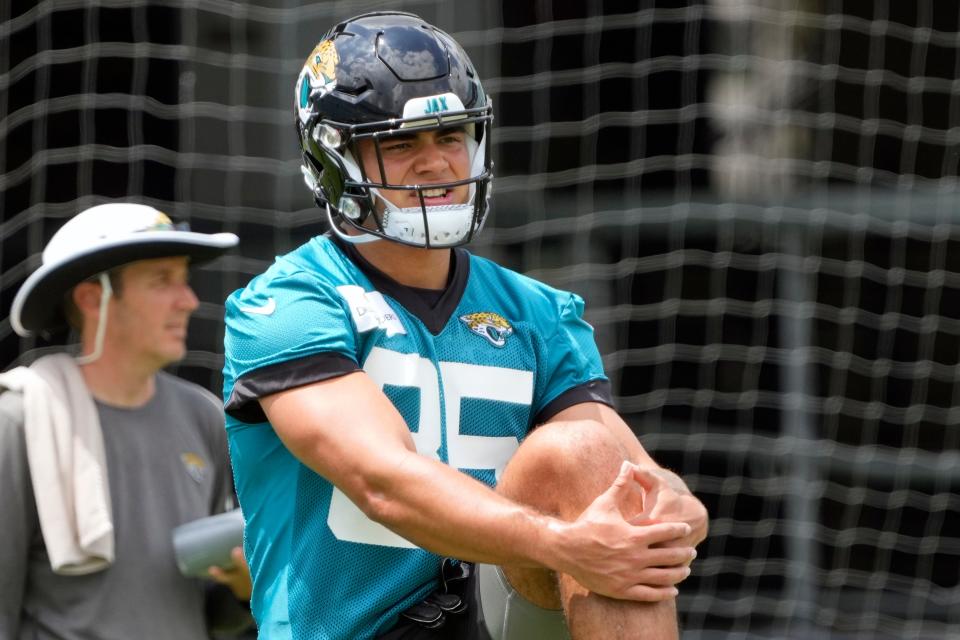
{"left": 260, "top": 370, "right": 696, "bottom": 602}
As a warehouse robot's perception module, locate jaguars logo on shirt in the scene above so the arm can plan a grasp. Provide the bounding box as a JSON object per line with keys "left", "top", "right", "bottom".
{"left": 180, "top": 452, "right": 208, "bottom": 483}
{"left": 460, "top": 312, "right": 513, "bottom": 348}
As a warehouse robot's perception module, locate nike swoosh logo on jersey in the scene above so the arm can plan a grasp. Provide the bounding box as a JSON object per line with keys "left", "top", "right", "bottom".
{"left": 238, "top": 297, "right": 276, "bottom": 316}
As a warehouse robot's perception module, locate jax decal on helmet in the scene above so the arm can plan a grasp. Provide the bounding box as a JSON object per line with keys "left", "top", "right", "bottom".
{"left": 295, "top": 11, "right": 494, "bottom": 249}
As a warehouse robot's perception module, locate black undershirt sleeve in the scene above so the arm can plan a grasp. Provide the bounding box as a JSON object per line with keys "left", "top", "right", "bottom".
{"left": 225, "top": 352, "right": 360, "bottom": 424}
{"left": 533, "top": 379, "right": 615, "bottom": 426}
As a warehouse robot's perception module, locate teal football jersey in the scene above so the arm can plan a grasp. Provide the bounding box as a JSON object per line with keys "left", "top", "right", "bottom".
{"left": 222, "top": 236, "right": 611, "bottom": 640}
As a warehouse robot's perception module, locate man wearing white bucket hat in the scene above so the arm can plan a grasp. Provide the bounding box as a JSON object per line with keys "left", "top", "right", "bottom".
{"left": 0, "top": 203, "right": 251, "bottom": 639}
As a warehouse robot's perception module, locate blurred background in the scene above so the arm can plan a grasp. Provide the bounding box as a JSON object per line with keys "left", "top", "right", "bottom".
{"left": 2, "top": 0, "right": 959, "bottom": 637}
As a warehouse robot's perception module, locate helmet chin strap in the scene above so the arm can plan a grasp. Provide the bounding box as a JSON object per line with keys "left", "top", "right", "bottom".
{"left": 324, "top": 203, "right": 383, "bottom": 244}
{"left": 75, "top": 273, "right": 112, "bottom": 366}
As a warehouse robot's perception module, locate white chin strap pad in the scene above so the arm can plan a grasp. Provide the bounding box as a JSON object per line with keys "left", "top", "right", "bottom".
{"left": 381, "top": 205, "right": 475, "bottom": 247}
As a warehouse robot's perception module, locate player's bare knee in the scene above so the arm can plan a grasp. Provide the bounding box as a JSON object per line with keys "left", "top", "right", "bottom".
{"left": 498, "top": 418, "right": 626, "bottom": 512}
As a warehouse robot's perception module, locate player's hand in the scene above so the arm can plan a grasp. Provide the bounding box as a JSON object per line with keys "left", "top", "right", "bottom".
{"left": 553, "top": 461, "right": 697, "bottom": 602}
{"left": 208, "top": 546, "right": 253, "bottom": 602}
{"left": 632, "top": 465, "right": 709, "bottom": 556}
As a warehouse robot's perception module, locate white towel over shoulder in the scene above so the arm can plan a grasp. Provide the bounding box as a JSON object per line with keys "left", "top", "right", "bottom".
{"left": 0, "top": 353, "right": 113, "bottom": 575}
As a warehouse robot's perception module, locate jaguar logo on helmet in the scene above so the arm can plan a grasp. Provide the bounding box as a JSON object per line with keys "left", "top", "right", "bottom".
{"left": 297, "top": 39, "right": 339, "bottom": 125}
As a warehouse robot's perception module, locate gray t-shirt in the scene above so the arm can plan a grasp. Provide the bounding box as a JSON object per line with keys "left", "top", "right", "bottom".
{"left": 0, "top": 371, "right": 235, "bottom": 640}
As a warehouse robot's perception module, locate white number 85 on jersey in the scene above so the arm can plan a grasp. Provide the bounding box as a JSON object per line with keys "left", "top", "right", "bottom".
{"left": 327, "top": 347, "right": 533, "bottom": 548}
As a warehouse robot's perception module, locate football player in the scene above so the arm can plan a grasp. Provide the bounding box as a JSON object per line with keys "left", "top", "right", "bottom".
{"left": 223, "top": 11, "right": 707, "bottom": 640}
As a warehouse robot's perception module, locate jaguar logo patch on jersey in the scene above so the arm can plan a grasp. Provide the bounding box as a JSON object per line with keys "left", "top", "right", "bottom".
{"left": 180, "top": 452, "right": 208, "bottom": 484}
{"left": 460, "top": 312, "right": 514, "bottom": 348}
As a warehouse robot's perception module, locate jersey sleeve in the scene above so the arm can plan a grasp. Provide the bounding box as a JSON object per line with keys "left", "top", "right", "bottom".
{"left": 533, "top": 292, "right": 614, "bottom": 423}
{"left": 223, "top": 266, "right": 361, "bottom": 423}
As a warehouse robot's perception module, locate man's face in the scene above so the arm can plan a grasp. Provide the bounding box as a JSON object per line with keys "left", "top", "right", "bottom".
{"left": 357, "top": 127, "right": 472, "bottom": 210}
{"left": 107, "top": 256, "right": 198, "bottom": 368}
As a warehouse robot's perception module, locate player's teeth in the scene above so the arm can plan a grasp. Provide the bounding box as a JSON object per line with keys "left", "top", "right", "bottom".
{"left": 423, "top": 188, "right": 446, "bottom": 197}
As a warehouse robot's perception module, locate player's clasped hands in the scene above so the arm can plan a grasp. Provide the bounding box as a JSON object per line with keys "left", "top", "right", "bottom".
{"left": 554, "top": 460, "right": 700, "bottom": 602}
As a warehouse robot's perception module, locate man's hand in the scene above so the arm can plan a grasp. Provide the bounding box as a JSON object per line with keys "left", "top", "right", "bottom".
{"left": 551, "top": 461, "right": 697, "bottom": 602}
{"left": 633, "top": 465, "right": 709, "bottom": 554}
{"left": 208, "top": 546, "right": 252, "bottom": 602}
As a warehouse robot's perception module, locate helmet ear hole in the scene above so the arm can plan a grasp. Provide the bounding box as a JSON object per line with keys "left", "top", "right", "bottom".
{"left": 315, "top": 124, "right": 344, "bottom": 150}
{"left": 339, "top": 197, "right": 362, "bottom": 220}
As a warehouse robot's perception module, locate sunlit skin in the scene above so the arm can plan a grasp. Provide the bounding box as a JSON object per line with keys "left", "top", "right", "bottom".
{"left": 73, "top": 256, "right": 199, "bottom": 406}
{"left": 99, "top": 257, "right": 199, "bottom": 369}
{"left": 208, "top": 546, "right": 252, "bottom": 600}
{"left": 350, "top": 128, "right": 472, "bottom": 290}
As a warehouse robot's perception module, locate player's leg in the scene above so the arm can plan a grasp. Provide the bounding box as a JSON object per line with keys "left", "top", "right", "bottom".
{"left": 493, "top": 419, "right": 680, "bottom": 640}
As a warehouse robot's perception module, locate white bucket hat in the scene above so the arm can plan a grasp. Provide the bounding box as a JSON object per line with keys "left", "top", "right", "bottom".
{"left": 11, "top": 202, "right": 239, "bottom": 337}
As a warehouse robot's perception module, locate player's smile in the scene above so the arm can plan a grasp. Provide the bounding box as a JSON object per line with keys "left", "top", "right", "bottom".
{"left": 414, "top": 186, "right": 462, "bottom": 207}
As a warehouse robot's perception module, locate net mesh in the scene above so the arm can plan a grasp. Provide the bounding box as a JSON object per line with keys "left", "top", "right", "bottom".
{"left": 3, "top": 1, "right": 960, "bottom": 637}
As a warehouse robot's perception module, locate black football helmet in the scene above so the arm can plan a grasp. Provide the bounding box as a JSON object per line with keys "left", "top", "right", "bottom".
{"left": 295, "top": 12, "right": 494, "bottom": 248}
